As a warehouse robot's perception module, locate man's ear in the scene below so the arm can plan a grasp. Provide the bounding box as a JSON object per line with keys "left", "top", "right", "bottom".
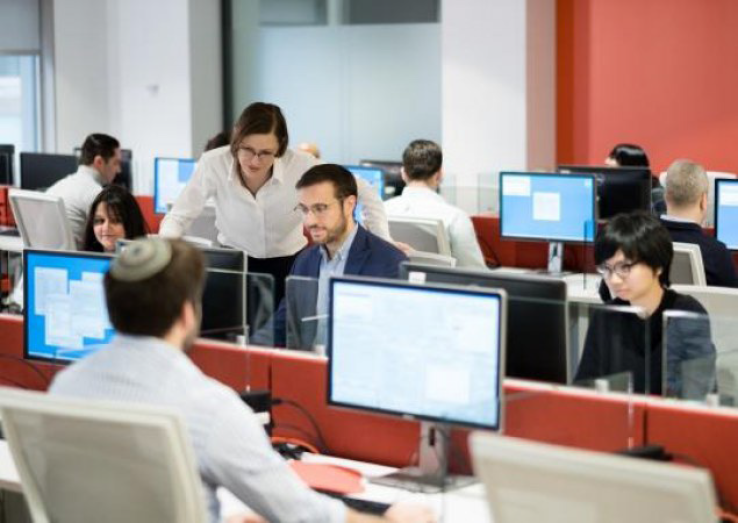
{"left": 180, "top": 300, "right": 196, "bottom": 332}
{"left": 400, "top": 167, "right": 410, "bottom": 184}
{"left": 344, "top": 195, "right": 358, "bottom": 217}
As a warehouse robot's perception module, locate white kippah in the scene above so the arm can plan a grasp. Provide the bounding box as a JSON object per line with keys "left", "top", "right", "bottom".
{"left": 110, "top": 238, "right": 172, "bottom": 282}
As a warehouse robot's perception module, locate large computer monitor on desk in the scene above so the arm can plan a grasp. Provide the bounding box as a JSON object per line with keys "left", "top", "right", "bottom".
{"left": 154, "top": 157, "right": 197, "bottom": 214}
{"left": 0, "top": 144, "right": 14, "bottom": 185}
{"left": 558, "top": 165, "right": 652, "bottom": 219}
{"left": 9, "top": 189, "right": 76, "bottom": 250}
{"left": 345, "top": 165, "right": 386, "bottom": 224}
{"left": 19, "top": 153, "right": 78, "bottom": 191}
{"left": 328, "top": 276, "right": 506, "bottom": 491}
{"left": 499, "top": 172, "right": 597, "bottom": 273}
{"left": 400, "top": 263, "right": 569, "bottom": 384}
{"left": 24, "top": 250, "right": 115, "bottom": 364}
{"left": 715, "top": 179, "right": 738, "bottom": 251}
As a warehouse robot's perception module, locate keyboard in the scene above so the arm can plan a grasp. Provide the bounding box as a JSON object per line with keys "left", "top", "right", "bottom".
{"left": 321, "top": 492, "right": 391, "bottom": 515}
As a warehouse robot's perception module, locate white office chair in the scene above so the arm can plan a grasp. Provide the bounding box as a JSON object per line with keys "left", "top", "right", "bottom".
{"left": 407, "top": 251, "right": 457, "bottom": 268}
{"left": 388, "top": 216, "right": 452, "bottom": 255}
{"left": 670, "top": 242, "right": 707, "bottom": 286}
{"left": 672, "top": 284, "right": 738, "bottom": 405}
{"left": 471, "top": 432, "right": 717, "bottom": 523}
{"left": 660, "top": 170, "right": 737, "bottom": 227}
{"left": 8, "top": 189, "right": 75, "bottom": 250}
{"left": 0, "top": 388, "right": 208, "bottom": 523}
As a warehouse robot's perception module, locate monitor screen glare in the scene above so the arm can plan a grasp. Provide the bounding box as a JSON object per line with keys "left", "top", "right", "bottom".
{"left": 154, "top": 158, "right": 197, "bottom": 214}
{"left": 25, "top": 251, "right": 115, "bottom": 363}
{"left": 716, "top": 179, "right": 738, "bottom": 250}
{"left": 346, "top": 165, "right": 386, "bottom": 223}
{"left": 500, "top": 172, "right": 596, "bottom": 243}
{"left": 328, "top": 278, "right": 504, "bottom": 430}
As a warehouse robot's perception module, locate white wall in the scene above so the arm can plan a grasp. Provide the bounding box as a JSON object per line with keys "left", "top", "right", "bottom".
{"left": 255, "top": 23, "right": 441, "bottom": 164}
{"left": 52, "top": 0, "right": 222, "bottom": 194}
{"left": 441, "top": 0, "right": 556, "bottom": 213}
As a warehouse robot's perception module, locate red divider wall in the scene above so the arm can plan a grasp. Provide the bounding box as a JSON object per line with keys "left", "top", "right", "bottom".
{"left": 135, "top": 195, "right": 163, "bottom": 234}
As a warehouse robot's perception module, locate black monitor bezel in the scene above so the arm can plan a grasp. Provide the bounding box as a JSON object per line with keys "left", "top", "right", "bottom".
{"left": 327, "top": 275, "right": 506, "bottom": 431}
{"left": 715, "top": 178, "right": 738, "bottom": 251}
{"left": 558, "top": 164, "right": 652, "bottom": 220}
{"left": 19, "top": 152, "right": 79, "bottom": 191}
{"left": 23, "top": 249, "right": 114, "bottom": 365}
{"left": 153, "top": 157, "right": 197, "bottom": 215}
{"left": 499, "top": 171, "right": 598, "bottom": 244}
{"left": 0, "top": 144, "right": 14, "bottom": 186}
{"left": 399, "top": 262, "right": 569, "bottom": 384}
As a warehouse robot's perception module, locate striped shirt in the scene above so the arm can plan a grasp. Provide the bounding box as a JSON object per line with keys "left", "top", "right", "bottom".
{"left": 50, "top": 334, "right": 345, "bottom": 523}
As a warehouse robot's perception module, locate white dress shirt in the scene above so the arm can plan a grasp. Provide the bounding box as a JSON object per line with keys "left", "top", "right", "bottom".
{"left": 49, "top": 334, "right": 345, "bottom": 523}
{"left": 384, "top": 186, "right": 486, "bottom": 268}
{"left": 160, "top": 147, "right": 390, "bottom": 258}
{"left": 46, "top": 165, "right": 105, "bottom": 249}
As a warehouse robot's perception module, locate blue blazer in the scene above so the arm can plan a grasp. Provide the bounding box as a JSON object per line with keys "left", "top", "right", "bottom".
{"left": 271, "top": 225, "right": 407, "bottom": 348}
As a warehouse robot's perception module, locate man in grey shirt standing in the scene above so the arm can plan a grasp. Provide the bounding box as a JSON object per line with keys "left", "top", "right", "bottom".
{"left": 50, "top": 238, "right": 433, "bottom": 523}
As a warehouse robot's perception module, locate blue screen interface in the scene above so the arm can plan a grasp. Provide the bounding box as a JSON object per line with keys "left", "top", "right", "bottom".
{"left": 716, "top": 179, "right": 738, "bottom": 250}
{"left": 500, "top": 172, "right": 596, "bottom": 242}
{"left": 346, "top": 165, "right": 385, "bottom": 224}
{"left": 25, "top": 251, "right": 115, "bottom": 363}
{"left": 154, "top": 157, "right": 197, "bottom": 214}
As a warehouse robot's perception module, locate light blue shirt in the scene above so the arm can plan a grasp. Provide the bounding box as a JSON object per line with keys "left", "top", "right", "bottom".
{"left": 314, "top": 225, "right": 359, "bottom": 344}
{"left": 50, "top": 334, "right": 345, "bottom": 523}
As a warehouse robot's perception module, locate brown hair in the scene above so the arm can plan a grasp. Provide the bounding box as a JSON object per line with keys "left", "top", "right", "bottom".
{"left": 104, "top": 240, "right": 205, "bottom": 337}
{"left": 230, "top": 102, "right": 289, "bottom": 158}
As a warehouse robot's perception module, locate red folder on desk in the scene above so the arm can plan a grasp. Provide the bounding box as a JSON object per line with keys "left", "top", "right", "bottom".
{"left": 290, "top": 461, "right": 365, "bottom": 495}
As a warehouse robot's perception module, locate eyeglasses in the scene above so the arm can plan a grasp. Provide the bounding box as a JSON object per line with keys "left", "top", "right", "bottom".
{"left": 237, "top": 146, "right": 276, "bottom": 163}
{"left": 596, "top": 261, "right": 638, "bottom": 279}
{"left": 294, "top": 200, "right": 341, "bottom": 218}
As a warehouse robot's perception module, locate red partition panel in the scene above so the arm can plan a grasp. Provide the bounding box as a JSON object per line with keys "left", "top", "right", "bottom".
{"left": 268, "top": 353, "right": 420, "bottom": 468}
{"left": 135, "top": 195, "right": 163, "bottom": 234}
{"left": 0, "top": 315, "right": 61, "bottom": 391}
{"left": 646, "top": 402, "right": 738, "bottom": 509}
{"left": 188, "top": 341, "right": 272, "bottom": 392}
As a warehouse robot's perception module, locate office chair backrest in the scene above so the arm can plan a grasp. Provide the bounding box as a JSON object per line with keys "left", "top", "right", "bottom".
{"left": 471, "top": 432, "right": 718, "bottom": 523}
{"left": 670, "top": 242, "right": 707, "bottom": 286}
{"left": 388, "top": 216, "right": 451, "bottom": 255}
{"left": 407, "top": 251, "right": 457, "bottom": 267}
{"left": 9, "top": 189, "right": 75, "bottom": 250}
{"left": 660, "top": 170, "right": 737, "bottom": 227}
{"left": 672, "top": 284, "right": 738, "bottom": 405}
{"left": 0, "top": 388, "right": 208, "bottom": 523}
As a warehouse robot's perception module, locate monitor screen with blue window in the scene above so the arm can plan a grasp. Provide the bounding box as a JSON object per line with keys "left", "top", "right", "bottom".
{"left": 345, "top": 165, "right": 385, "bottom": 224}
{"left": 154, "top": 157, "right": 197, "bottom": 214}
{"left": 716, "top": 179, "right": 738, "bottom": 250}
{"left": 24, "top": 250, "right": 115, "bottom": 364}
{"left": 499, "top": 172, "right": 597, "bottom": 243}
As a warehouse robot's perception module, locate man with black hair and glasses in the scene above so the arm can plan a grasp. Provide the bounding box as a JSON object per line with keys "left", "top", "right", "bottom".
{"left": 47, "top": 133, "right": 122, "bottom": 248}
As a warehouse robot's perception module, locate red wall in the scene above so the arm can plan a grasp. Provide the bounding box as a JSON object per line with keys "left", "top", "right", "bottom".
{"left": 557, "top": 0, "right": 738, "bottom": 174}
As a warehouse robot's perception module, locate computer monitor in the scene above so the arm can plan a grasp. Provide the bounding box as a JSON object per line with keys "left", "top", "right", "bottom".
{"left": 0, "top": 144, "right": 14, "bottom": 185}
{"left": 400, "top": 263, "right": 569, "bottom": 384}
{"left": 471, "top": 433, "right": 718, "bottom": 523}
{"left": 153, "top": 157, "right": 197, "bottom": 214}
{"left": 20, "top": 153, "right": 78, "bottom": 191}
{"left": 499, "top": 172, "right": 597, "bottom": 272}
{"left": 328, "top": 276, "right": 506, "bottom": 491}
{"left": 359, "top": 159, "right": 405, "bottom": 197}
{"left": 345, "top": 165, "right": 386, "bottom": 224}
{"left": 24, "top": 250, "right": 115, "bottom": 364}
{"left": 558, "top": 164, "right": 652, "bottom": 220}
{"left": 715, "top": 178, "right": 738, "bottom": 250}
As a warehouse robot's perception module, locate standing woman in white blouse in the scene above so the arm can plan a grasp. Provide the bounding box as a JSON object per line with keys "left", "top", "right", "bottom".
{"left": 159, "top": 102, "right": 390, "bottom": 302}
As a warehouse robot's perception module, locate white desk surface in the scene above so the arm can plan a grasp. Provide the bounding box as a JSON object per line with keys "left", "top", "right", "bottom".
{"left": 219, "top": 453, "right": 489, "bottom": 521}
{"left": 0, "top": 234, "right": 23, "bottom": 253}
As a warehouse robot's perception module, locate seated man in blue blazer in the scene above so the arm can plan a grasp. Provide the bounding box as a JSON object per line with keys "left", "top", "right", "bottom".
{"left": 273, "top": 163, "right": 407, "bottom": 348}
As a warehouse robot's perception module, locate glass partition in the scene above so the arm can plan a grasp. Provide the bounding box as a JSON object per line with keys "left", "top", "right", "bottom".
{"left": 284, "top": 275, "right": 322, "bottom": 353}
{"left": 198, "top": 268, "right": 275, "bottom": 347}
{"left": 476, "top": 172, "right": 498, "bottom": 215}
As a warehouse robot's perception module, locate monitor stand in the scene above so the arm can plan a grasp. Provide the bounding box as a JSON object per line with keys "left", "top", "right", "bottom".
{"left": 533, "top": 241, "right": 571, "bottom": 276}
{"left": 369, "top": 422, "right": 476, "bottom": 493}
